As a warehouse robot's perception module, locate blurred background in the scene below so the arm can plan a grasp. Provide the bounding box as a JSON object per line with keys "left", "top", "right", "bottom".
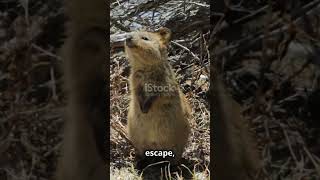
{"left": 0, "top": 0, "right": 65, "bottom": 179}
{"left": 211, "top": 0, "right": 320, "bottom": 179}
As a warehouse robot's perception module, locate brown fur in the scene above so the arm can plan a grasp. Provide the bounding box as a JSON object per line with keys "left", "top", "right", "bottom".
{"left": 212, "top": 71, "right": 261, "bottom": 179}
{"left": 125, "top": 28, "right": 191, "bottom": 163}
{"left": 55, "top": 0, "right": 107, "bottom": 179}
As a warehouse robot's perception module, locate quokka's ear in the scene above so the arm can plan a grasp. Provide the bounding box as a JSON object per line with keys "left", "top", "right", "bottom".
{"left": 155, "top": 27, "right": 171, "bottom": 46}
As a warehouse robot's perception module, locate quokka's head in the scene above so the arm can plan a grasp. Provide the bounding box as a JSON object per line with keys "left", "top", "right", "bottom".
{"left": 125, "top": 27, "right": 171, "bottom": 65}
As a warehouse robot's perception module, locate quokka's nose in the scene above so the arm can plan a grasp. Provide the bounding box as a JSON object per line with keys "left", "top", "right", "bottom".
{"left": 125, "top": 35, "right": 135, "bottom": 48}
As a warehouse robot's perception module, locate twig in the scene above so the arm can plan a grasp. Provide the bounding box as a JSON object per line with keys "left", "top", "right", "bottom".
{"left": 171, "top": 41, "right": 200, "bottom": 61}
{"left": 31, "top": 43, "right": 62, "bottom": 60}
{"left": 110, "top": 118, "right": 132, "bottom": 146}
{"left": 279, "top": 122, "right": 299, "bottom": 168}
{"left": 284, "top": 59, "right": 311, "bottom": 82}
{"left": 50, "top": 67, "right": 58, "bottom": 101}
{"left": 303, "top": 145, "right": 320, "bottom": 177}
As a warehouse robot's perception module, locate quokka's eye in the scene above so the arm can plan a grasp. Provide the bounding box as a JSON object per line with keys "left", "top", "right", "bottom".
{"left": 141, "top": 36, "right": 149, "bottom": 41}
